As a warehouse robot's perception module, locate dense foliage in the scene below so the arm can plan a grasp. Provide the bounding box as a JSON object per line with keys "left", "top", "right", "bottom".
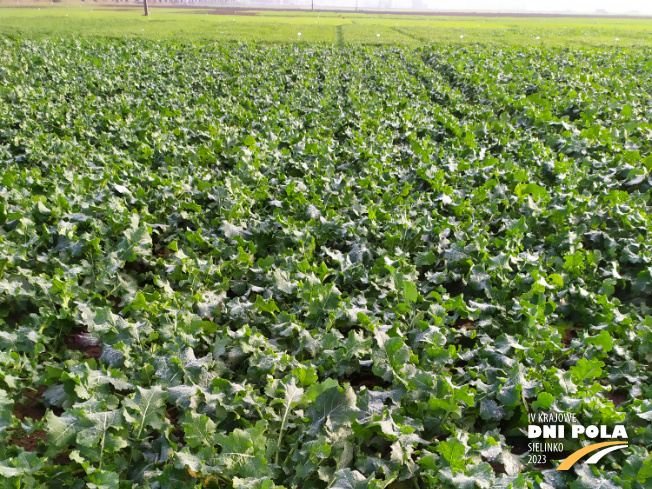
{"left": 0, "top": 39, "right": 651, "bottom": 488}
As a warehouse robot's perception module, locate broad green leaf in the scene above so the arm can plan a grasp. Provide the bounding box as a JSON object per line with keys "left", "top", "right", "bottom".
{"left": 46, "top": 411, "right": 80, "bottom": 447}
{"left": 181, "top": 412, "right": 217, "bottom": 449}
{"left": 77, "top": 410, "right": 124, "bottom": 448}
{"left": 123, "top": 386, "right": 168, "bottom": 440}
{"left": 532, "top": 392, "right": 555, "bottom": 411}
{"left": 403, "top": 281, "right": 418, "bottom": 303}
{"left": 372, "top": 333, "right": 414, "bottom": 385}
{"left": 570, "top": 358, "right": 605, "bottom": 385}
{"left": 308, "top": 384, "right": 358, "bottom": 435}
{"left": 437, "top": 438, "right": 467, "bottom": 470}
{"left": 0, "top": 389, "right": 12, "bottom": 434}
{"left": 255, "top": 295, "right": 280, "bottom": 315}
{"left": 586, "top": 330, "right": 613, "bottom": 353}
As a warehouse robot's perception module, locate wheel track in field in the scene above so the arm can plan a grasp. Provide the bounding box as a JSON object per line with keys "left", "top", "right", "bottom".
{"left": 394, "top": 50, "right": 489, "bottom": 147}
{"left": 396, "top": 48, "right": 566, "bottom": 198}
{"left": 336, "top": 25, "right": 344, "bottom": 47}
{"left": 389, "top": 26, "right": 424, "bottom": 45}
{"left": 417, "top": 49, "right": 648, "bottom": 170}
{"left": 415, "top": 51, "right": 577, "bottom": 168}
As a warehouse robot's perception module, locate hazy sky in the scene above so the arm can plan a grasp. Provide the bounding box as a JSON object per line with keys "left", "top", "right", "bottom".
{"left": 426, "top": 0, "right": 652, "bottom": 14}
{"left": 316, "top": 0, "right": 652, "bottom": 15}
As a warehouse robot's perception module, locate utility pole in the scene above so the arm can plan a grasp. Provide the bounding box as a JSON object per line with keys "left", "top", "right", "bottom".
{"left": 143, "top": 0, "right": 149, "bottom": 16}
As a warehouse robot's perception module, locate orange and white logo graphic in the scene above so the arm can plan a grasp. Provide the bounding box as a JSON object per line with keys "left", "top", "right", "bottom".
{"left": 556, "top": 441, "right": 629, "bottom": 471}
